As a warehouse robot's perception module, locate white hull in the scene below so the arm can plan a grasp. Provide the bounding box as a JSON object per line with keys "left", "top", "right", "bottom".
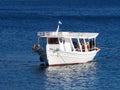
{"left": 46, "top": 50, "right": 99, "bottom": 66}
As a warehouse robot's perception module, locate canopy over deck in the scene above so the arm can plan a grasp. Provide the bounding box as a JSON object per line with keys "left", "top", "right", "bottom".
{"left": 37, "top": 32, "right": 99, "bottom": 39}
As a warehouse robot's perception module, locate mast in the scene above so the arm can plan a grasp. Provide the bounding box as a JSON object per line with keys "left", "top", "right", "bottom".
{"left": 56, "top": 21, "right": 62, "bottom": 35}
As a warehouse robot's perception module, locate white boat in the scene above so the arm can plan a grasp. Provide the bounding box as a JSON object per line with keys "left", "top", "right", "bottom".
{"left": 32, "top": 21, "right": 100, "bottom": 66}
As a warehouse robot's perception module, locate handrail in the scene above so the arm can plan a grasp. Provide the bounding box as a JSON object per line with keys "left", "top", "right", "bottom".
{"left": 37, "top": 32, "right": 99, "bottom": 38}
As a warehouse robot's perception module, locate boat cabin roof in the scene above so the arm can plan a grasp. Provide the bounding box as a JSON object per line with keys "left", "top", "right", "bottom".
{"left": 37, "top": 32, "right": 99, "bottom": 39}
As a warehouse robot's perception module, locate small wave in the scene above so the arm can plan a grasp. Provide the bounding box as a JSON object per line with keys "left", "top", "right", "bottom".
{"left": 1, "top": 7, "right": 120, "bottom": 20}
{"left": 1, "top": 11, "right": 120, "bottom": 20}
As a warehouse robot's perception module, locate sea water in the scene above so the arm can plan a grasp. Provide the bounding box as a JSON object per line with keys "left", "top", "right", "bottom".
{"left": 0, "top": 0, "right": 120, "bottom": 90}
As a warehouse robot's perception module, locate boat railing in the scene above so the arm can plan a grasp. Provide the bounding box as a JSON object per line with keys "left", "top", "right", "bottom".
{"left": 37, "top": 32, "right": 58, "bottom": 37}
{"left": 37, "top": 32, "right": 47, "bottom": 36}
{"left": 37, "top": 31, "right": 98, "bottom": 38}
{"left": 37, "top": 32, "right": 79, "bottom": 37}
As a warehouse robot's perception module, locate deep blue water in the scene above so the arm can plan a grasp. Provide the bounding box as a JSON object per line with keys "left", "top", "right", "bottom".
{"left": 0, "top": 0, "right": 120, "bottom": 90}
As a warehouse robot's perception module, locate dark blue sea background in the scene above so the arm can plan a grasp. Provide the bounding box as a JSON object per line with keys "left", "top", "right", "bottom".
{"left": 0, "top": 0, "right": 120, "bottom": 90}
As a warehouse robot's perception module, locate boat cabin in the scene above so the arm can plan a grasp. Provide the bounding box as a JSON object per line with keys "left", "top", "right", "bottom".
{"left": 37, "top": 32, "right": 99, "bottom": 52}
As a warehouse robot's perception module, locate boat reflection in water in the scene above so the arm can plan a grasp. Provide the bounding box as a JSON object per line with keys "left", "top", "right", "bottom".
{"left": 41, "top": 62, "right": 98, "bottom": 90}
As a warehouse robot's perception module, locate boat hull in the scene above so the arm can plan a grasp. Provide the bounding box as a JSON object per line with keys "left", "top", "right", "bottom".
{"left": 46, "top": 50, "right": 99, "bottom": 66}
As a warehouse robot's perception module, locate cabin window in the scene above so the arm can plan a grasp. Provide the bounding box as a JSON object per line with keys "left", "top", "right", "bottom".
{"left": 59, "top": 38, "right": 62, "bottom": 43}
{"left": 89, "top": 38, "right": 95, "bottom": 51}
{"left": 79, "top": 39, "right": 84, "bottom": 46}
{"left": 79, "top": 39, "right": 85, "bottom": 52}
{"left": 85, "top": 39, "right": 90, "bottom": 51}
{"left": 48, "top": 38, "right": 59, "bottom": 44}
{"left": 72, "top": 38, "right": 79, "bottom": 50}
{"left": 59, "top": 38, "right": 65, "bottom": 44}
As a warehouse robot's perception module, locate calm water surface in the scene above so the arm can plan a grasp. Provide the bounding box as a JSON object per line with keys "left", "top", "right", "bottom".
{"left": 0, "top": 0, "right": 120, "bottom": 90}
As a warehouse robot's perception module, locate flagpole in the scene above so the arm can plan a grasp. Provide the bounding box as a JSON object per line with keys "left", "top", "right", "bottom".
{"left": 56, "top": 21, "right": 62, "bottom": 35}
